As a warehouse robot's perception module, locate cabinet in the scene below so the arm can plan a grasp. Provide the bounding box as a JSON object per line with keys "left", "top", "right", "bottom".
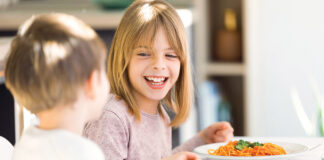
{"left": 193, "top": 0, "right": 246, "bottom": 136}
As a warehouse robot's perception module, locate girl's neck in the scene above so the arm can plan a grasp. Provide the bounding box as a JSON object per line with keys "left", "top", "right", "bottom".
{"left": 133, "top": 92, "right": 160, "bottom": 115}
{"left": 37, "top": 104, "right": 86, "bottom": 136}
{"left": 140, "top": 102, "right": 159, "bottom": 115}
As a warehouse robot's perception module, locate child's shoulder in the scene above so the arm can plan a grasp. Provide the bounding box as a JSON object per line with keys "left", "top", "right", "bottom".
{"left": 83, "top": 94, "right": 132, "bottom": 138}
{"left": 13, "top": 126, "right": 105, "bottom": 160}
{"left": 100, "top": 93, "right": 133, "bottom": 122}
{"left": 104, "top": 94, "right": 129, "bottom": 113}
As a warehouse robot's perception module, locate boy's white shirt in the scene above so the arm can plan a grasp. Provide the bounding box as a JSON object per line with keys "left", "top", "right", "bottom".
{"left": 0, "top": 136, "right": 13, "bottom": 160}
{"left": 12, "top": 125, "right": 105, "bottom": 160}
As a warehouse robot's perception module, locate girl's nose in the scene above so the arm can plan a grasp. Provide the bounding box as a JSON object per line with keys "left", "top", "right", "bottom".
{"left": 152, "top": 56, "right": 166, "bottom": 70}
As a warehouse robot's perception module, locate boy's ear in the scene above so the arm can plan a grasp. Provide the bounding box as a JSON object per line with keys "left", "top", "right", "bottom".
{"left": 85, "top": 70, "right": 99, "bottom": 99}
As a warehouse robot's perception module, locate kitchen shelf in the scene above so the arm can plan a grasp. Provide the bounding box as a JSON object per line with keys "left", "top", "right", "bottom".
{"left": 194, "top": 0, "right": 245, "bottom": 136}
{"left": 0, "top": 0, "right": 124, "bottom": 30}
{"left": 206, "top": 62, "right": 245, "bottom": 76}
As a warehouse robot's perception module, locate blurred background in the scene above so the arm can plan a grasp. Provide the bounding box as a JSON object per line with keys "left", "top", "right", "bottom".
{"left": 1, "top": 0, "right": 324, "bottom": 147}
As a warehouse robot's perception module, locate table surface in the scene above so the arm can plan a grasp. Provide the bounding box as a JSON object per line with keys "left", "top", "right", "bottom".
{"left": 201, "top": 137, "right": 324, "bottom": 160}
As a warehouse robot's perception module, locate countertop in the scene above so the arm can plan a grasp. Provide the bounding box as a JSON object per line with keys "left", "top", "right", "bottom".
{"left": 0, "top": 0, "right": 124, "bottom": 30}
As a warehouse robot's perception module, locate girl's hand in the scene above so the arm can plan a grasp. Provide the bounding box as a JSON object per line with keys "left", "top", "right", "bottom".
{"left": 162, "top": 152, "right": 199, "bottom": 160}
{"left": 198, "top": 121, "right": 234, "bottom": 144}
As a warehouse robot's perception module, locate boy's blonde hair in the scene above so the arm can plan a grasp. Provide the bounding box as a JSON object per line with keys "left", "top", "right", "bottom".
{"left": 5, "top": 13, "right": 107, "bottom": 113}
{"left": 108, "top": 0, "right": 193, "bottom": 126}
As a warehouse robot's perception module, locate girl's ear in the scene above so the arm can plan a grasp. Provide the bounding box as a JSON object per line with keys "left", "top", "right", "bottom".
{"left": 85, "top": 70, "right": 99, "bottom": 99}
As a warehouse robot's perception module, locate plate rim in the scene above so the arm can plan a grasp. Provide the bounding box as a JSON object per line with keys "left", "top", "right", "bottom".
{"left": 193, "top": 140, "right": 309, "bottom": 160}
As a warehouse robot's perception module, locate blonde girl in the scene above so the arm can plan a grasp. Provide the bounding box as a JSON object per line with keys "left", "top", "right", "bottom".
{"left": 84, "top": 0, "right": 233, "bottom": 159}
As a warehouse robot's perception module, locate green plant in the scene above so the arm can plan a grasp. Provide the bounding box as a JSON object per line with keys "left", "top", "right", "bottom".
{"left": 291, "top": 79, "right": 324, "bottom": 136}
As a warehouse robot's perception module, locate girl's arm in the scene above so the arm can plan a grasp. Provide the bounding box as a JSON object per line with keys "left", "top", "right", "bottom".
{"left": 172, "top": 122, "right": 233, "bottom": 153}
{"left": 172, "top": 134, "right": 205, "bottom": 153}
{"left": 198, "top": 122, "right": 233, "bottom": 144}
{"left": 83, "top": 110, "right": 129, "bottom": 159}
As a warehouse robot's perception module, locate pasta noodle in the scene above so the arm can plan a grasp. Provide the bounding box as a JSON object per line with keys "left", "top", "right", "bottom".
{"left": 208, "top": 140, "right": 286, "bottom": 156}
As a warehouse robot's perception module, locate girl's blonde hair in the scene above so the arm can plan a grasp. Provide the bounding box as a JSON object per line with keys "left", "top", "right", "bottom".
{"left": 108, "top": 0, "right": 193, "bottom": 126}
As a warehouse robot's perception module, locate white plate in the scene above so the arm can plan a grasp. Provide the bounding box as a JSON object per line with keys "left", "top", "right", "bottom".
{"left": 193, "top": 141, "right": 309, "bottom": 160}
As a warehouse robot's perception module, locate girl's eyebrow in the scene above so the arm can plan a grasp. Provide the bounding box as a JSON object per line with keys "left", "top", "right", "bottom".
{"left": 164, "top": 48, "right": 174, "bottom": 51}
{"left": 134, "top": 46, "right": 174, "bottom": 51}
{"left": 134, "top": 45, "right": 149, "bottom": 49}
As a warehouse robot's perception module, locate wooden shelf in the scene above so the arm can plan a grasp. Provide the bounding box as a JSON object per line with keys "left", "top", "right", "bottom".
{"left": 0, "top": 0, "right": 125, "bottom": 30}
{"left": 206, "top": 62, "right": 245, "bottom": 76}
{"left": 194, "top": 0, "right": 246, "bottom": 136}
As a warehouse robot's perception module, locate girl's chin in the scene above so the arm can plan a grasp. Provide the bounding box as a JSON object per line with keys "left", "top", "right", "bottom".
{"left": 143, "top": 92, "right": 169, "bottom": 101}
{"left": 146, "top": 96, "right": 167, "bottom": 101}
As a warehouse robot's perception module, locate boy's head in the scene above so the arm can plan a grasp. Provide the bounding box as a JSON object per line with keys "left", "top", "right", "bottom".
{"left": 5, "top": 13, "right": 108, "bottom": 114}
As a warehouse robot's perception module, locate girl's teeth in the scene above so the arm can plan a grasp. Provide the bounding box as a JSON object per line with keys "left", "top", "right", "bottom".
{"left": 151, "top": 82, "right": 163, "bottom": 85}
{"left": 146, "top": 77, "right": 165, "bottom": 82}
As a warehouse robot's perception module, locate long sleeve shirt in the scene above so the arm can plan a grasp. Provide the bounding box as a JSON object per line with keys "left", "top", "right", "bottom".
{"left": 83, "top": 94, "right": 204, "bottom": 160}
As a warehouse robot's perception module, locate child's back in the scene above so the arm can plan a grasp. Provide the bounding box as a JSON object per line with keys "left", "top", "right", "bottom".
{"left": 14, "top": 126, "right": 104, "bottom": 160}
{"left": 5, "top": 13, "right": 109, "bottom": 160}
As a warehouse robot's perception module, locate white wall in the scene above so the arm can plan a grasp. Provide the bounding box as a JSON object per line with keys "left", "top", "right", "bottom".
{"left": 246, "top": 0, "right": 324, "bottom": 136}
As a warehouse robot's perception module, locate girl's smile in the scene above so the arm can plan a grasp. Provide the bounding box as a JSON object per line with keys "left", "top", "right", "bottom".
{"left": 144, "top": 76, "right": 169, "bottom": 89}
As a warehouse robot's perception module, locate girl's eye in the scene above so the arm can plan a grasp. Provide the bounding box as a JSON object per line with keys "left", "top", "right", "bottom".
{"left": 166, "top": 53, "right": 178, "bottom": 58}
{"left": 137, "top": 52, "right": 150, "bottom": 57}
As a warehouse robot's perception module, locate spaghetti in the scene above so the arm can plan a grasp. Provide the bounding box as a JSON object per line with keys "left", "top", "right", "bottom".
{"left": 208, "top": 140, "right": 286, "bottom": 156}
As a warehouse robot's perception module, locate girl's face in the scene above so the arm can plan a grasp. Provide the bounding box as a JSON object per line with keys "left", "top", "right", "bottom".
{"left": 128, "top": 28, "right": 180, "bottom": 105}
